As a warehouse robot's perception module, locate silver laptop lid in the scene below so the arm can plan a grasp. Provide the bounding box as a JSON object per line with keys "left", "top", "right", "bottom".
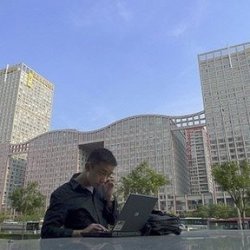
{"left": 113, "top": 194, "right": 157, "bottom": 232}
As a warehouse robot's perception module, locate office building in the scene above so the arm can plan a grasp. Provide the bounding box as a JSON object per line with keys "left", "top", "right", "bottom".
{"left": 0, "top": 63, "right": 54, "bottom": 209}
{"left": 0, "top": 63, "right": 54, "bottom": 144}
{"left": 0, "top": 114, "right": 193, "bottom": 210}
{"left": 199, "top": 42, "right": 250, "bottom": 198}
{"left": 0, "top": 111, "right": 212, "bottom": 212}
{"left": 199, "top": 43, "right": 250, "bottom": 164}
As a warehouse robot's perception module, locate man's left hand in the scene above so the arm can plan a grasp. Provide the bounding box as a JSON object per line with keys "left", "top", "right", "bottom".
{"left": 103, "top": 176, "right": 115, "bottom": 203}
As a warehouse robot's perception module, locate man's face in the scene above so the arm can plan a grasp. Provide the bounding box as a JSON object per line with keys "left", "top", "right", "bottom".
{"left": 87, "top": 163, "right": 115, "bottom": 187}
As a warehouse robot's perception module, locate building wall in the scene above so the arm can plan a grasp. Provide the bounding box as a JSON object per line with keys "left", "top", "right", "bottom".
{"left": 171, "top": 130, "right": 190, "bottom": 195}
{"left": 185, "top": 127, "right": 213, "bottom": 195}
{"left": 0, "top": 65, "right": 20, "bottom": 143}
{"left": 24, "top": 130, "right": 80, "bottom": 207}
{"left": 0, "top": 113, "right": 213, "bottom": 211}
{"left": 0, "top": 115, "right": 190, "bottom": 210}
{"left": 3, "top": 154, "right": 27, "bottom": 208}
{"left": 80, "top": 115, "right": 190, "bottom": 211}
{"left": 199, "top": 43, "right": 250, "bottom": 165}
{"left": 0, "top": 143, "right": 10, "bottom": 209}
{"left": 0, "top": 63, "right": 54, "bottom": 209}
{"left": 1, "top": 143, "right": 29, "bottom": 209}
{"left": 0, "top": 63, "right": 54, "bottom": 144}
{"left": 199, "top": 42, "right": 250, "bottom": 196}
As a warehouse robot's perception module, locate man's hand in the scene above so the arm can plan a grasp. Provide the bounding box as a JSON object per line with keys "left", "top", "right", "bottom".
{"left": 103, "top": 176, "right": 115, "bottom": 205}
{"left": 72, "top": 223, "right": 108, "bottom": 237}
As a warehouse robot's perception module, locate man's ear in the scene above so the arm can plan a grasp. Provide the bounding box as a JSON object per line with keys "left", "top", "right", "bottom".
{"left": 85, "top": 163, "right": 91, "bottom": 172}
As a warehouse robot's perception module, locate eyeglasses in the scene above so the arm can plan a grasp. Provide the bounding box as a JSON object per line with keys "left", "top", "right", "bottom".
{"left": 95, "top": 169, "right": 114, "bottom": 178}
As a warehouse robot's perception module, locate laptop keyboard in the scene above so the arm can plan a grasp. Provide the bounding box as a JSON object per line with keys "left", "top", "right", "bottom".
{"left": 81, "top": 231, "right": 141, "bottom": 237}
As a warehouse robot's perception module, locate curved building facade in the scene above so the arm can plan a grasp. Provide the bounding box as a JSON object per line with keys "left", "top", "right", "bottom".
{"left": 0, "top": 112, "right": 212, "bottom": 212}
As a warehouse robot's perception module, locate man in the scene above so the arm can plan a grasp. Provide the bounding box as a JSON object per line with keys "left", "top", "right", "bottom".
{"left": 41, "top": 148, "right": 118, "bottom": 238}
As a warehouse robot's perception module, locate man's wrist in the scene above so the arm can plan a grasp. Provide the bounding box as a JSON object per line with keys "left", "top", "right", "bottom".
{"left": 106, "top": 195, "right": 115, "bottom": 207}
{"left": 72, "top": 230, "right": 81, "bottom": 237}
{"left": 106, "top": 194, "right": 115, "bottom": 202}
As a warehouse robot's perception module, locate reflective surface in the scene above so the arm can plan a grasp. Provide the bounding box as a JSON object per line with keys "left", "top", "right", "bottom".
{"left": 1, "top": 231, "right": 250, "bottom": 250}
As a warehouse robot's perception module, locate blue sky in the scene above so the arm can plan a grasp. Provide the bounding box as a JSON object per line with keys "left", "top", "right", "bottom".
{"left": 1, "top": 0, "right": 250, "bottom": 131}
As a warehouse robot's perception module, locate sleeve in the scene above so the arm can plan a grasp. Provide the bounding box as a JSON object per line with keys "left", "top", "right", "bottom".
{"left": 41, "top": 192, "right": 73, "bottom": 238}
{"left": 103, "top": 198, "right": 119, "bottom": 225}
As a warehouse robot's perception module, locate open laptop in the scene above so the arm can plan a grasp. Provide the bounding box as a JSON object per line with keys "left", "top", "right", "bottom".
{"left": 81, "top": 193, "right": 158, "bottom": 237}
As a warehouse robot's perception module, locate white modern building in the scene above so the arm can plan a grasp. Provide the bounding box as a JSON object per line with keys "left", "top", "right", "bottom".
{"left": 199, "top": 42, "right": 250, "bottom": 198}
{"left": 0, "top": 63, "right": 54, "bottom": 209}
{"left": 0, "top": 114, "right": 194, "bottom": 211}
{"left": 0, "top": 110, "right": 212, "bottom": 212}
{"left": 0, "top": 63, "right": 54, "bottom": 144}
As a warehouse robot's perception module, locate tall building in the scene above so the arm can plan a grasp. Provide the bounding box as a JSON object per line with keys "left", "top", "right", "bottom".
{"left": 0, "top": 63, "right": 54, "bottom": 144}
{"left": 0, "top": 63, "right": 54, "bottom": 209}
{"left": 171, "top": 111, "right": 213, "bottom": 195}
{"left": 199, "top": 43, "right": 250, "bottom": 164}
{"left": 199, "top": 42, "right": 250, "bottom": 198}
{"left": 185, "top": 126, "right": 213, "bottom": 195}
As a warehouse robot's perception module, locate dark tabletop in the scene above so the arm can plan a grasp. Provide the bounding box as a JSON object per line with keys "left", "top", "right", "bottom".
{"left": 1, "top": 230, "right": 250, "bottom": 250}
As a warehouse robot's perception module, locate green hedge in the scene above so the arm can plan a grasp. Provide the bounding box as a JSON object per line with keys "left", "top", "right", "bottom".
{"left": 0, "top": 233, "right": 40, "bottom": 240}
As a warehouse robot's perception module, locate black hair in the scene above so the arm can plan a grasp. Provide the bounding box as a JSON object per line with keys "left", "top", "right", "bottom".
{"left": 86, "top": 148, "right": 117, "bottom": 167}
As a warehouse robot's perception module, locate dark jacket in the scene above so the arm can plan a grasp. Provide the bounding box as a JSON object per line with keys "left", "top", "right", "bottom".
{"left": 41, "top": 173, "right": 118, "bottom": 238}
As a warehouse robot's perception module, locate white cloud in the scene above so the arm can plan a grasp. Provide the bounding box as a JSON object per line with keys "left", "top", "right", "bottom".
{"left": 168, "top": 0, "right": 208, "bottom": 38}
{"left": 169, "top": 23, "right": 188, "bottom": 37}
{"left": 115, "top": 0, "right": 132, "bottom": 22}
{"left": 68, "top": 0, "right": 132, "bottom": 28}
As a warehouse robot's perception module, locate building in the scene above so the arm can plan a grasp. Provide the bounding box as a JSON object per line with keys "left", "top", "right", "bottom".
{"left": 0, "top": 110, "right": 212, "bottom": 212}
{"left": 185, "top": 126, "right": 213, "bottom": 195}
{"left": 171, "top": 111, "right": 213, "bottom": 196}
{"left": 0, "top": 63, "right": 54, "bottom": 209}
{"left": 0, "top": 63, "right": 54, "bottom": 144}
{"left": 0, "top": 114, "right": 194, "bottom": 211}
{"left": 199, "top": 42, "right": 250, "bottom": 199}
{"left": 199, "top": 42, "right": 250, "bottom": 164}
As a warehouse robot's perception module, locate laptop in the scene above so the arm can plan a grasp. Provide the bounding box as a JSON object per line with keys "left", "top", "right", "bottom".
{"left": 81, "top": 193, "right": 158, "bottom": 237}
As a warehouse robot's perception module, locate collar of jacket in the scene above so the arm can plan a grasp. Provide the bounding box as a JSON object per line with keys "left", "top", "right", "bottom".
{"left": 69, "top": 172, "right": 95, "bottom": 194}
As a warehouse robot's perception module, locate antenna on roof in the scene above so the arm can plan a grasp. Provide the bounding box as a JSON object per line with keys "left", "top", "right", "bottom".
{"left": 4, "top": 64, "right": 9, "bottom": 82}
{"left": 227, "top": 45, "right": 232, "bottom": 68}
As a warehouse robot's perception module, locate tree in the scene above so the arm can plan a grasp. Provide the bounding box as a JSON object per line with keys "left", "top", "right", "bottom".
{"left": 192, "top": 205, "right": 209, "bottom": 218}
{"left": 180, "top": 204, "right": 237, "bottom": 219}
{"left": 9, "top": 182, "right": 45, "bottom": 220}
{"left": 208, "top": 204, "right": 237, "bottom": 219}
{"left": 0, "top": 211, "right": 11, "bottom": 223}
{"left": 118, "top": 161, "right": 169, "bottom": 200}
{"left": 212, "top": 160, "right": 250, "bottom": 229}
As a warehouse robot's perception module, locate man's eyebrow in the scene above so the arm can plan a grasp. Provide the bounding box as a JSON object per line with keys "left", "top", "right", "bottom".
{"left": 99, "top": 170, "right": 114, "bottom": 175}
{"left": 97, "top": 169, "right": 107, "bottom": 173}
